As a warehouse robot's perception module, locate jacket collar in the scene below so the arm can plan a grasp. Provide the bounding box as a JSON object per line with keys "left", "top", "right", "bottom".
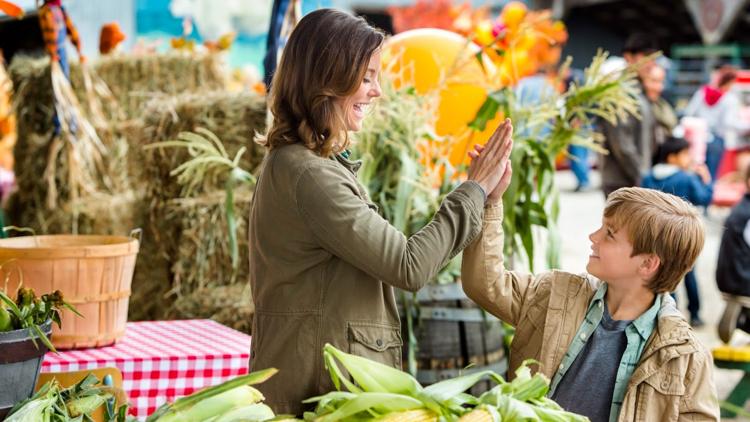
{"left": 628, "top": 294, "right": 697, "bottom": 385}
{"left": 333, "top": 151, "right": 362, "bottom": 174}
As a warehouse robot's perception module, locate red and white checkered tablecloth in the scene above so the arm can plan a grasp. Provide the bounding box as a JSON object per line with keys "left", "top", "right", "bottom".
{"left": 42, "top": 319, "right": 251, "bottom": 419}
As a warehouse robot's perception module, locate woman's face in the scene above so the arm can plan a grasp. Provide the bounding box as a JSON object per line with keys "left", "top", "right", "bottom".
{"left": 339, "top": 50, "right": 382, "bottom": 132}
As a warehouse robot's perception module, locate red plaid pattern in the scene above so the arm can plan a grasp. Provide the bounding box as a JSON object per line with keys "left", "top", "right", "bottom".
{"left": 42, "top": 319, "right": 251, "bottom": 419}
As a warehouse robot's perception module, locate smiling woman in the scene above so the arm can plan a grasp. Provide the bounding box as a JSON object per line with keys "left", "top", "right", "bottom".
{"left": 249, "top": 8, "right": 514, "bottom": 415}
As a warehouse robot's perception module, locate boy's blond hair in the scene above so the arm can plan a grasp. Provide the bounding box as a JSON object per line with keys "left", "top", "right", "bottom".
{"left": 604, "top": 187, "right": 705, "bottom": 293}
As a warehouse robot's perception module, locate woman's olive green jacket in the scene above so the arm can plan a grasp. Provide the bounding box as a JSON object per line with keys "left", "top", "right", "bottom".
{"left": 248, "top": 143, "right": 486, "bottom": 414}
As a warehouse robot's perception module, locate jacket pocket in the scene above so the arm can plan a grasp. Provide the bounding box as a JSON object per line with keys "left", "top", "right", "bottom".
{"left": 634, "top": 374, "right": 684, "bottom": 421}
{"left": 347, "top": 321, "right": 403, "bottom": 369}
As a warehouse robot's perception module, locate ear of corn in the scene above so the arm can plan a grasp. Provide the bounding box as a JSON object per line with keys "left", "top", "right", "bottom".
{"left": 308, "top": 392, "right": 425, "bottom": 422}
{"left": 147, "top": 368, "right": 277, "bottom": 422}
{"left": 457, "top": 407, "right": 498, "bottom": 422}
{"left": 423, "top": 370, "right": 504, "bottom": 402}
{"left": 323, "top": 343, "right": 423, "bottom": 395}
{"left": 154, "top": 385, "right": 264, "bottom": 422}
{"left": 66, "top": 393, "right": 108, "bottom": 417}
{"left": 211, "top": 402, "right": 276, "bottom": 422}
{"left": 376, "top": 409, "right": 439, "bottom": 422}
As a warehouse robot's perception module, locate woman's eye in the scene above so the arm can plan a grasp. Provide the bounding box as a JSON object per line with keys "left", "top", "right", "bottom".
{"left": 363, "top": 78, "right": 371, "bottom": 84}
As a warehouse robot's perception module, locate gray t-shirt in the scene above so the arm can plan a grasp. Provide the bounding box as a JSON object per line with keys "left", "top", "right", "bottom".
{"left": 550, "top": 305, "right": 631, "bottom": 422}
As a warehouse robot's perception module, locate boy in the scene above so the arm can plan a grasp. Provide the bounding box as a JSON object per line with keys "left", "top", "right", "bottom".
{"left": 716, "top": 164, "right": 750, "bottom": 332}
{"left": 461, "top": 148, "right": 718, "bottom": 421}
{"left": 641, "top": 136, "right": 713, "bottom": 327}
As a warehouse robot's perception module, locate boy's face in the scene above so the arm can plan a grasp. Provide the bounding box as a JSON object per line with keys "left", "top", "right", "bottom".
{"left": 587, "top": 218, "right": 650, "bottom": 287}
{"left": 669, "top": 149, "right": 693, "bottom": 170}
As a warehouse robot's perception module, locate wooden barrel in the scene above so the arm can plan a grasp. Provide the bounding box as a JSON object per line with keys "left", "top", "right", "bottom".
{"left": 400, "top": 282, "right": 507, "bottom": 393}
{"left": 0, "top": 235, "right": 139, "bottom": 349}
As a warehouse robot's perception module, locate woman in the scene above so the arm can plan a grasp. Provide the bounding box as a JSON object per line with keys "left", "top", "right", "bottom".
{"left": 249, "top": 8, "right": 513, "bottom": 414}
{"left": 684, "top": 65, "right": 750, "bottom": 180}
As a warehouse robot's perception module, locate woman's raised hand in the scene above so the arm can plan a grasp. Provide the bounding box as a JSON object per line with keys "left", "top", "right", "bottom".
{"left": 467, "top": 118, "right": 514, "bottom": 204}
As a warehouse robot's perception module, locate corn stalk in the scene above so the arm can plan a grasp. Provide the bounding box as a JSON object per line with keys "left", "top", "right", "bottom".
{"left": 469, "top": 50, "right": 642, "bottom": 270}
{"left": 144, "top": 128, "right": 255, "bottom": 271}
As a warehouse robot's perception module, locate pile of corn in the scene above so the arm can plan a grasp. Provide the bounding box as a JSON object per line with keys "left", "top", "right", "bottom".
{"left": 301, "top": 345, "right": 589, "bottom": 422}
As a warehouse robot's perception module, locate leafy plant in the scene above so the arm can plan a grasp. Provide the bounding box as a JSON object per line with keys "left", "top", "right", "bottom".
{"left": 0, "top": 287, "right": 81, "bottom": 352}
{"left": 469, "top": 50, "right": 643, "bottom": 270}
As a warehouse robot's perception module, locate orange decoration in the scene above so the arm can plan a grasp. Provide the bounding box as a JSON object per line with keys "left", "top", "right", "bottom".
{"left": 383, "top": 29, "right": 502, "bottom": 171}
{"left": 99, "top": 22, "right": 126, "bottom": 55}
{"left": 0, "top": 0, "right": 22, "bottom": 18}
{"left": 500, "top": 1, "right": 527, "bottom": 30}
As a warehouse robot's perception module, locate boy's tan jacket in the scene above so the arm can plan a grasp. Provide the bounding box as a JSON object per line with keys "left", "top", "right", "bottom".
{"left": 462, "top": 204, "right": 719, "bottom": 421}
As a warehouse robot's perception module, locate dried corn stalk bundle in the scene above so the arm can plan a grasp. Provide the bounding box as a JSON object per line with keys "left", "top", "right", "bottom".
{"left": 133, "top": 90, "right": 265, "bottom": 325}
{"left": 7, "top": 56, "right": 139, "bottom": 235}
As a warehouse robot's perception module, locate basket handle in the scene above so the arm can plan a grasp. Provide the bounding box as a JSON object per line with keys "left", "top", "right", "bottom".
{"left": 129, "top": 228, "right": 142, "bottom": 244}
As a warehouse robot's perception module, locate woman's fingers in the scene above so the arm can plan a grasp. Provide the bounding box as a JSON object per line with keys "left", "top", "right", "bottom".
{"left": 481, "top": 119, "right": 511, "bottom": 159}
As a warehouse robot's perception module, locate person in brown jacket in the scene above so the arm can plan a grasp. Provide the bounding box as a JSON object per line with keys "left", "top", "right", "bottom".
{"left": 461, "top": 158, "right": 719, "bottom": 421}
{"left": 249, "top": 8, "right": 515, "bottom": 414}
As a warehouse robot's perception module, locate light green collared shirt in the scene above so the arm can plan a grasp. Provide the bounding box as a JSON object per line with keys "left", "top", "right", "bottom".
{"left": 548, "top": 283, "right": 662, "bottom": 422}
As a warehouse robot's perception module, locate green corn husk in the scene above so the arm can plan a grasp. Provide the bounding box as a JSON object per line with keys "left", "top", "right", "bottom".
{"left": 211, "top": 402, "right": 275, "bottom": 422}
{"left": 147, "top": 368, "right": 277, "bottom": 422}
{"left": 66, "top": 394, "right": 108, "bottom": 417}
{"left": 323, "top": 343, "right": 423, "bottom": 395}
{"left": 305, "top": 392, "right": 425, "bottom": 422}
{"left": 310, "top": 346, "right": 589, "bottom": 421}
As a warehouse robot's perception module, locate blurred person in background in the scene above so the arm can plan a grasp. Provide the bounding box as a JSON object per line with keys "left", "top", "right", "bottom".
{"left": 642, "top": 137, "right": 713, "bottom": 327}
{"left": 642, "top": 63, "right": 678, "bottom": 165}
{"left": 716, "top": 164, "right": 750, "bottom": 332}
{"left": 599, "top": 33, "right": 658, "bottom": 197}
{"left": 684, "top": 65, "right": 750, "bottom": 180}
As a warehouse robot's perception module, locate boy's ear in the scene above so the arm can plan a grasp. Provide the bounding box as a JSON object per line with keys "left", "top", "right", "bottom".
{"left": 638, "top": 253, "right": 661, "bottom": 280}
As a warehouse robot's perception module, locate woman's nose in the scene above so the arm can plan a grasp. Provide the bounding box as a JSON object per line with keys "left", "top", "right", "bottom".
{"left": 370, "top": 79, "right": 382, "bottom": 98}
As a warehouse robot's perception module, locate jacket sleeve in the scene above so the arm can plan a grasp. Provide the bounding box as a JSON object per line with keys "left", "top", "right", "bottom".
{"left": 38, "top": 6, "right": 59, "bottom": 62}
{"left": 687, "top": 174, "right": 713, "bottom": 207}
{"left": 460, "top": 202, "right": 543, "bottom": 326}
{"left": 678, "top": 347, "right": 720, "bottom": 421}
{"left": 602, "top": 116, "right": 643, "bottom": 185}
{"left": 296, "top": 160, "right": 485, "bottom": 292}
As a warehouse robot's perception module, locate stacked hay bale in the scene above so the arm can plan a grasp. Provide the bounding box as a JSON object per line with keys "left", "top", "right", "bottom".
{"left": 7, "top": 53, "right": 266, "bottom": 332}
{"left": 139, "top": 91, "right": 266, "bottom": 330}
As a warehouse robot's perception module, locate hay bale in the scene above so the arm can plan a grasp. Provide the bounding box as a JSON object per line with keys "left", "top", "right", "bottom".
{"left": 9, "top": 52, "right": 226, "bottom": 131}
{"left": 132, "top": 90, "right": 266, "bottom": 325}
{"left": 76, "top": 52, "right": 227, "bottom": 119}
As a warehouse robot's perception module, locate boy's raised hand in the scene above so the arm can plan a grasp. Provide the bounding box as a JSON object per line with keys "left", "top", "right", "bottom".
{"left": 467, "top": 119, "right": 514, "bottom": 204}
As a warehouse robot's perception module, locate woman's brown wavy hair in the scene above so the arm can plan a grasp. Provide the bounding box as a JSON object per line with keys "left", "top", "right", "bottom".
{"left": 257, "top": 9, "right": 384, "bottom": 157}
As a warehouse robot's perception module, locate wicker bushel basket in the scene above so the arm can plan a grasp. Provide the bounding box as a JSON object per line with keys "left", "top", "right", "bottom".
{"left": 0, "top": 234, "right": 139, "bottom": 349}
